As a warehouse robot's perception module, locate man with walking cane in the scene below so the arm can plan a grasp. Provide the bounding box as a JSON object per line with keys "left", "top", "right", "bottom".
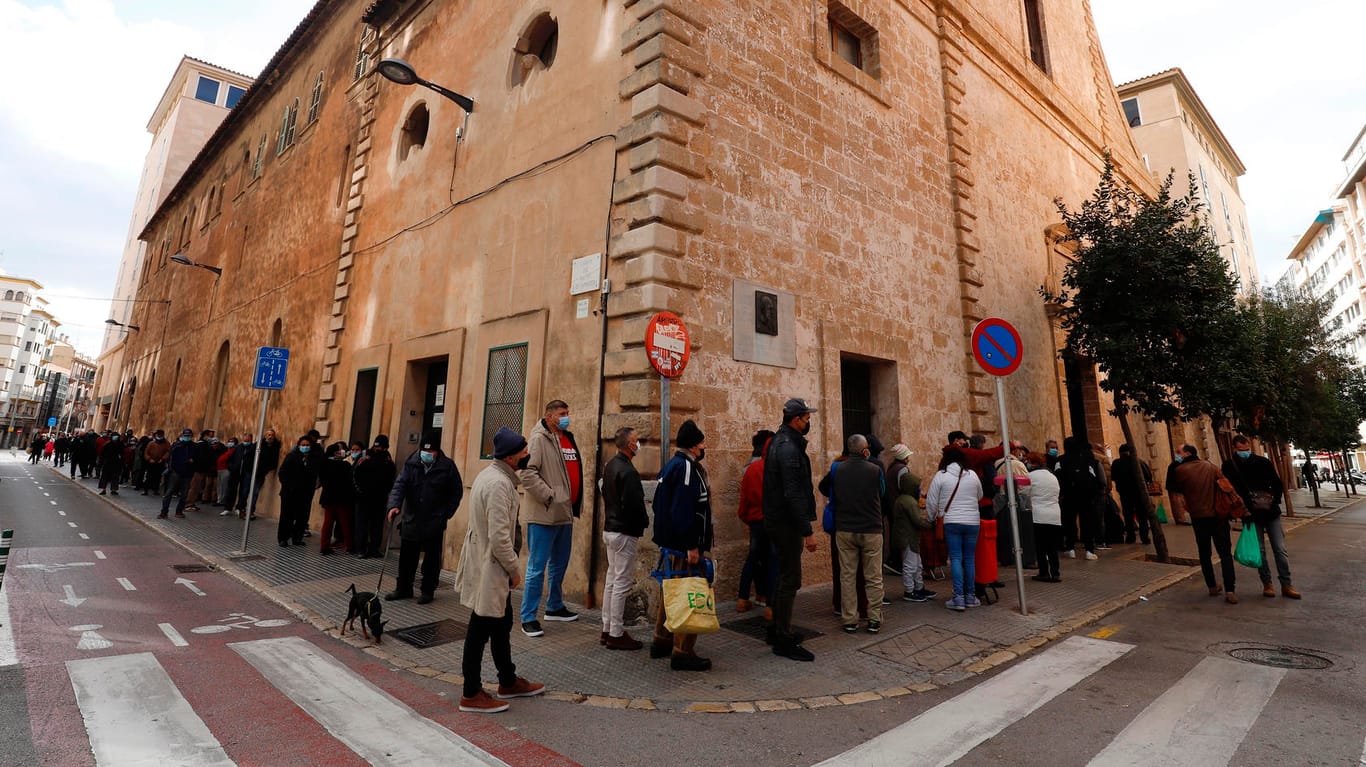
{"left": 384, "top": 432, "right": 463, "bottom": 605}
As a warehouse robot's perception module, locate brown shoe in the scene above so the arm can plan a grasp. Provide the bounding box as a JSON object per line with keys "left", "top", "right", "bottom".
{"left": 1282, "top": 584, "right": 1302, "bottom": 599}
{"left": 496, "top": 677, "right": 546, "bottom": 699}
{"left": 763, "top": 606, "right": 774, "bottom": 622}
{"left": 458, "top": 690, "right": 509, "bottom": 713}
{"left": 1262, "top": 583, "right": 1276, "bottom": 598}
{"left": 600, "top": 631, "right": 609, "bottom": 645}
{"left": 736, "top": 598, "right": 752, "bottom": 613}
{"left": 605, "top": 632, "right": 644, "bottom": 651}
{"left": 1208, "top": 586, "right": 1223, "bottom": 597}
{"left": 1225, "top": 593, "right": 1239, "bottom": 605}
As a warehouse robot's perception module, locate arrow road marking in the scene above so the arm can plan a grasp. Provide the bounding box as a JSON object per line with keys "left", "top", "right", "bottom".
{"left": 71, "top": 624, "right": 113, "bottom": 651}
{"left": 116, "top": 578, "right": 136, "bottom": 591}
{"left": 158, "top": 623, "right": 189, "bottom": 647}
{"left": 175, "top": 578, "right": 206, "bottom": 596}
{"left": 61, "top": 585, "right": 87, "bottom": 608}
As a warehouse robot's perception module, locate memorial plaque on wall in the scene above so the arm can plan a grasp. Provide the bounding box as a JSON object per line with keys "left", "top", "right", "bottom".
{"left": 732, "top": 279, "right": 796, "bottom": 368}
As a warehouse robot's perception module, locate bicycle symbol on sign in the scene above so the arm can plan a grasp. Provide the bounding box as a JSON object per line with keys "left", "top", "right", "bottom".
{"left": 190, "top": 612, "right": 292, "bottom": 634}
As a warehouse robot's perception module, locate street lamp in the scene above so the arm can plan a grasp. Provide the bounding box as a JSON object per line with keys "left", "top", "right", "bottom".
{"left": 170, "top": 253, "right": 223, "bottom": 276}
{"left": 105, "top": 319, "right": 141, "bottom": 332}
{"left": 377, "top": 58, "right": 475, "bottom": 113}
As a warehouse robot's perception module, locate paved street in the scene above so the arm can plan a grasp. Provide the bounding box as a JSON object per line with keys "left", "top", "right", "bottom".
{"left": 3, "top": 449, "right": 1365, "bottom": 765}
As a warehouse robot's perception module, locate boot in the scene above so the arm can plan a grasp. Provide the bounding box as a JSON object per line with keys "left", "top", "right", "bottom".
{"left": 1282, "top": 583, "right": 1302, "bottom": 599}
{"left": 1208, "top": 585, "right": 1222, "bottom": 597}
{"left": 1225, "top": 592, "right": 1238, "bottom": 604}
{"left": 1262, "top": 582, "right": 1276, "bottom": 598}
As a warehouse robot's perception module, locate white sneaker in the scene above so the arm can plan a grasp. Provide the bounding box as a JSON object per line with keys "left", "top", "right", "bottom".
{"left": 218, "top": 509, "right": 233, "bottom": 517}
{"left": 1085, "top": 551, "right": 1099, "bottom": 561}
{"left": 1063, "top": 550, "right": 1076, "bottom": 559}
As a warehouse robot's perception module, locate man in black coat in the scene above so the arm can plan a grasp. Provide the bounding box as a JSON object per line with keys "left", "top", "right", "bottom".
{"left": 1111, "top": 443, "right": 1153, "bottom": 545}
{"left": 600, "top": 427, "right": 648, "bottom": 650}
{"left": 1223, "top": 435, "right": 1301, "bottom": 599}
{"left": 761, "top": 398, "right": 820, "bottom": 662}
{"left": 385, "top": 432, "right": 464, "bottom": 605}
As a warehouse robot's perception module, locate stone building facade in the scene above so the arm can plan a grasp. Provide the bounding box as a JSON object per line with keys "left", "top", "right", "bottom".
{"left": 122, "top": 0, "right": 1160, "bottom": 599}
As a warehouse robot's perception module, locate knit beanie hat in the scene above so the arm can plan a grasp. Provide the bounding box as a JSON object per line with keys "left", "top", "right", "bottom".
{"left": 891, "top": 443, "right": 912, "bottom": 462}
{"left": 676, "top": 419, "right": 704, "bottom": 449}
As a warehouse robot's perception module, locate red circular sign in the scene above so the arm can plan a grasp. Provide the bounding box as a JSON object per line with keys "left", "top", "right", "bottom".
{"left": 645, "top": 311, "right": 691, "bottom": 378}
{"left": 971, "top": 318, "right": 1024, "bottom": 377}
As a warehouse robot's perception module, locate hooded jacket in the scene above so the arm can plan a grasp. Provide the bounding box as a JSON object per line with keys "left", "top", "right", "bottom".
{"left": 926, "top": 462, "right": 983, "bottom": 526}
{"left": 889, "top": 469, "right": 930, "bottom": 553}
{"left": 518, "top": 419, "right": 583, "bottom": 526}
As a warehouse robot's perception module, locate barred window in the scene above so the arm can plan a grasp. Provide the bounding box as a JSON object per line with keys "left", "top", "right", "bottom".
{"left": 480, "top": 344, "right": 528, "bottom": 459}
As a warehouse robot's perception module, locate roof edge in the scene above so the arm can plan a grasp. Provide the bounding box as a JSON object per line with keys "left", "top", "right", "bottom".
{"left": 1116, "top": 67, "right": 1247, "bottom": 177}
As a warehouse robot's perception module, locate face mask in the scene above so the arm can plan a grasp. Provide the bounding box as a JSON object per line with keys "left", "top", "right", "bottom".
{"left": 227, "top": 442, "right": 236, "bottom": 448}
{"left": 210, "top": 438, "right": 219, "bottom": 444}
{"left": 154, "top": 437, "right": 164, "bottom": 442}
{"left": 1047, "top": 448, "right": 1058, "bottom": 456}
{"left": 181, "top": 436, "right": 191, "bottom": 443}
{"left": 557, "top": 416, "right": 571, "bottom": 430}
{"left": 799, "top": 422, "right": 811, "bottom": 436}
{"left": 695, "top": 448, "right": 706, "bottom": 462}
{"left": 1174, "top": 454, "right": 1184, "bottom": 464}
{"left": 516, "top": 455, "right": 531, "bottom": 471}
{"left": 351, "top": 451, "right": 363, "bottom": 460}
{"left": 1236, "top": 450, "right": 1251, "bottom": 459}
{"left": 299, "top": 445, "right": 311, "bottom": 454}
{"left": 419, "top": 450, "right": 436, "bottom": 464}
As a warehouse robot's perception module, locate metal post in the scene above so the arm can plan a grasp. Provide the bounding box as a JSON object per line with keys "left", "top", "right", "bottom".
{"left": 996, "top": 377, "right": 1027, "bottom": 615}
{"left": 0, "top": 529, "right": 12, "bottom": 594}
{"left": 235, "top": 390, "right": 270, "bottom": 555}
{"left": 659, "top": 375, "right": 671, "bottom": 473}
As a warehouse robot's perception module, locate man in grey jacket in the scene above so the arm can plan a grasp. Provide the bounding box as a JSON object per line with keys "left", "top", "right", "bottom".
{"left": 453, "top": 427, "right": 544, "bottom": 713}
{"left": 518, "top": 399, "right": 584, "bottom": 637}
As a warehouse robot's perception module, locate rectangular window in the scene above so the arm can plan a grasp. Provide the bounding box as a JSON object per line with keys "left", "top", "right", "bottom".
{"left": 1198, "top": 165, "right": 1211, "bottom": 203}
{"left": 225, "top": 85, "right": 246, "bottom": 109}
{"left": 1121, "top": 98, "right": 1141, "bottom": 128}
{"left": 831, "top": 20, "right": 862, "bottom": 70}
{"left": 1024, "top": 0, "right": 1048, "bottom": 72}
{"left": 349, "top": 368, "right": 378, "bottom": 448}
{"left": 480, "top": 344, "right": 529, "bottom": 458}
{"left": 308, "top": 72, "right": 324, "bottom": 123}
{"left": 826, "top": 3, "right": 879, "bottom": 79}
{"left": 254, "top": 134, "right": 265, "bottom": 177}
{"left": 195, "top": 76, "right": 220, "bottom": 104}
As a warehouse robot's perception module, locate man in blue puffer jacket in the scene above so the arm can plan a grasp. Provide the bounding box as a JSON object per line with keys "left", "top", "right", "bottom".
{"left": 650, "top": 419, "right": 712, "bottom": 672}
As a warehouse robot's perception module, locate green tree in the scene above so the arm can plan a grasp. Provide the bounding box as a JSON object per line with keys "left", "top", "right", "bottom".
{"left": 1044, "top": 156, "right": 1240, "bottom": 561}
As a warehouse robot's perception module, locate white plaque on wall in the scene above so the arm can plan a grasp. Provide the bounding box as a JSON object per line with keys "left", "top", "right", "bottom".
{"left": 570, "top": 253, "right": 602, "bottom": 295}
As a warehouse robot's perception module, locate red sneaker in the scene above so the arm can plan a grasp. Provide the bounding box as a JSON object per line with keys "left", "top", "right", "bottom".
{"left": 458, "top": 690, "right": 509, "bottom": 713}
{"left": 495, "top": 677, "right": 546, "bottom": 699}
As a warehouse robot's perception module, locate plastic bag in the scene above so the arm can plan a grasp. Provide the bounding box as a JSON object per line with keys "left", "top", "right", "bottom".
{"left": 1155, "top": 501, "right": 1169, "bottom": 524}
{"left": 1234, "top": 521, "right": 1263, "bottom": 569}
{"left": 663, "top": 576, "right": 720, "bottom": 634}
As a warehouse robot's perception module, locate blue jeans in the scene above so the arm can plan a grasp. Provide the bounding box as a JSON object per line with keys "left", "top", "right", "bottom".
{"left": 738, "top": 521, "right": 777, "bottom": 602}
{"left": 944, "top": 522, "right": 980, "bottom": 599}
{"left": 520, "top": 523, "right": 573, "bottom": 623}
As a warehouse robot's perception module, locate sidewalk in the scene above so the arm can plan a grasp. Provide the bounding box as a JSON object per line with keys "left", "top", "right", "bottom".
{"left": 34, "top": 457, "right": 1356, "bottom": 713}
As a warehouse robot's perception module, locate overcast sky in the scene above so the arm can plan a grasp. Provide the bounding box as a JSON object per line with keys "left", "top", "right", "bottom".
{"left": 1, "top": 1, "right": 1363, "bottom": 358}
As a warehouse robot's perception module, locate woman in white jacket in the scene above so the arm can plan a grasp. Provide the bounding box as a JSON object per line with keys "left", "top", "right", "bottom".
{"left": 925, "top": 448, "right": 984, "bottom": 611}
{"left": 1025, "top": 452, "right": 1063, "bottom": 583}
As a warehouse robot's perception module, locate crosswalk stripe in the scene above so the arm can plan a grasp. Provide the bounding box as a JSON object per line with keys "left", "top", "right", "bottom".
{"left": 66, "top": 652, "right": 235, "bottom": 767}
{"left": 232, "top": 636, "right": 510, "bottom": 767}
{"left": 815, "top": 636, "right": 1134, "bottom": 767}
{"left": 1087, "top": 656, "right": 1285, "bottom": 766}
{"left": 159, "top": 623, "right": 189, "bottom": 647}
{"left": 0, "top": 587, "right": 17, "bottom": 668}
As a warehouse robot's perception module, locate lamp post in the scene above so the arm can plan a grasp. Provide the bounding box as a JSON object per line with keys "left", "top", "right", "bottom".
{"left": 376, "top": 58, "right": 475, "bottom": 113}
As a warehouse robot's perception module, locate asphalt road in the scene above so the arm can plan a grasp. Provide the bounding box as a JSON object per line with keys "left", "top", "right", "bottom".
{"left": 0, "top": 454, "right": 574, "bottom": 767}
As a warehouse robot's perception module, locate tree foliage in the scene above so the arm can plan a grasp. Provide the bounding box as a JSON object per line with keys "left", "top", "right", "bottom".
{"left": 1043, "top": 156, "right": 1240, "bottom": 422}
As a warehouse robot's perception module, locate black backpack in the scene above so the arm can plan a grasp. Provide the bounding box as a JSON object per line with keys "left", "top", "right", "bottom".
{"left": 1058, "top": 457, "right": 1099, "bottom": 501}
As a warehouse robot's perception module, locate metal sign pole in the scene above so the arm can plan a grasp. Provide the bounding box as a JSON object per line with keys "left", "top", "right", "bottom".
{"left": 996, "top": 377, "right": 1027, "bottom": 615}
{"left": 236, "top": 390, "right": 270, "bottom": 555}
{"left": 659, "top": 374, "right": 671, "bottom": 473}
{"left": 0, "top": 528, "right": 12, "bottom": 594}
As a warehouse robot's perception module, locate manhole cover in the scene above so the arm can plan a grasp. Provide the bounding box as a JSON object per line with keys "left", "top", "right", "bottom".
{"left": 1228, "top": 646, "right": 1332, "bottom": 670}
{"left": 171, "top": 563, "right": 213, "bottom": 573}
{"left": 721, "top": 614, "right": 823, "bottom": 643}
{"left": 393, "top": 619, "right": 466, "bottom": 649}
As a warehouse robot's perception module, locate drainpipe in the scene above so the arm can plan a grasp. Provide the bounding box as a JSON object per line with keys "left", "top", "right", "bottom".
{"left": 584, "top": 141, "right": 619, "bottom": 609}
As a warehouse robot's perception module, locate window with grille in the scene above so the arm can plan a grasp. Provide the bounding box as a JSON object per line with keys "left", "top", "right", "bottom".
{"left": 480, "top": 344, "right": 528, "bottom": 458}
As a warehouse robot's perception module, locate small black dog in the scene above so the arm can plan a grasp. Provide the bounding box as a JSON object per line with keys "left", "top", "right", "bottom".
{"left": 343, "top": 584, "right": 387, "bottom": 643}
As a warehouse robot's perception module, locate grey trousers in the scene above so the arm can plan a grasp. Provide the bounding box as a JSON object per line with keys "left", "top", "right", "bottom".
{"left": 1255, "top": 515, "right": 1292, "bottom": 585}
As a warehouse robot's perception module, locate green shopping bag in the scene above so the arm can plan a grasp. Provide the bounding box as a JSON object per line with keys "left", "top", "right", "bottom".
{"left": 1234, "top": 521, "right": 1263, "bottom": 568}
{"left": 1155, "top": 501, "right": 1169, "bottom": 524}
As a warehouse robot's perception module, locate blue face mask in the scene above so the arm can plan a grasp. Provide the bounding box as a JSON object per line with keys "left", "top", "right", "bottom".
{"left": 299, "top": 445, "right": 311, "bottom": 454}
{"left": 419, "top": 450, "right": 436, "bottom": 465}
{"left": 180, "top": 436, "right": 191, "bottom": 443}
{"left": 1236, "top": 450, "right": 1252, "bottom": 459}
{"left": 351, "top": 451, "right": 363, "bottom": 460}
{"left": 557, "top": 416, "right": 571, "bottom": 430}
{"left": 1047, "top": 448, "right": 1058, "bottom": 456}
{"left": 1174, "top": 454, "right": 1184, "bottom": 464}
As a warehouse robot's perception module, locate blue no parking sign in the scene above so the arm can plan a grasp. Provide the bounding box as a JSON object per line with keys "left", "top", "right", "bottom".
{"left": 971, "top": 318, "right": 1023, "bottom": 377}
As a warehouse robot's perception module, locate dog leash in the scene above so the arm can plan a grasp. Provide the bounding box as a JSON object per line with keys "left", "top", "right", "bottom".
{"left": 374, "top": 514, "right": 396, "bottom": 595}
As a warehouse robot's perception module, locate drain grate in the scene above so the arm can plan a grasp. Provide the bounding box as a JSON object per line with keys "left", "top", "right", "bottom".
{"left": 721, "top": 614, "right": 823, "bottom": 643}
{"left": 171, "top": 563, "right": 213, "bottom": 573}
{"left": 1228, "top": 646, "right": 1333, "bottom": 670}
{"left": 393, "top": 619, "right": 467, "bottom": 649}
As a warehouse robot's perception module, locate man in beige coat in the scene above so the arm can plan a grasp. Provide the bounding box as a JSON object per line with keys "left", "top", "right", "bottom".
{"left": 454, "top": 427, "right": 545, "bottom": 713}
{"left": 518, "top": 399, "right": 584, "bottom": 636}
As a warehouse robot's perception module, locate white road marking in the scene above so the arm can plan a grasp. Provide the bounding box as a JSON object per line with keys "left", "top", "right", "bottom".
{"left": 71, "top": 625, "right": 113, "bottom": 651}
{"left": 68, "top": 523, "right": 77, "bottom": 528}
{"left": 116, "top": 578, "right": 136, "bottom": 591}
{"left": 94, "top": 551, "right": 106, "bottom": 560}
{"left": 79, "top": 533, "right": 90, "bottom": 540}
{"left": 58, "top": 510, "right": 67, "bottom": 516}
{"left": 233, "top": 636, "right": 509, "bottom": 766}
{"left": 158, "top": 623, "right": 189, "bottom": 647}
{"left": 60, "top": 586, "right": 87, "bottom": 608}
{"left": 66, "top": 652, "right": 235, "bottom": 766}
{"left": 50, "top": 500, "right": 57, "bottom": 505}
{"left": 43, "top": 492, "right": 49, "bottom": 496}
{"left": 175, "top": 578, "right": 206, "bottom": 597}
{"left": 815, "top": 636, "right": 1134, "bottom": 767}
{"left": 1087, "top": 656, "right": 1285, "bottom": 766}
{"left": 16, "top": 562, "right": 94, "bottom": 573}
{"left": 0, "top": 588, "right": 17, "bottom": 668}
